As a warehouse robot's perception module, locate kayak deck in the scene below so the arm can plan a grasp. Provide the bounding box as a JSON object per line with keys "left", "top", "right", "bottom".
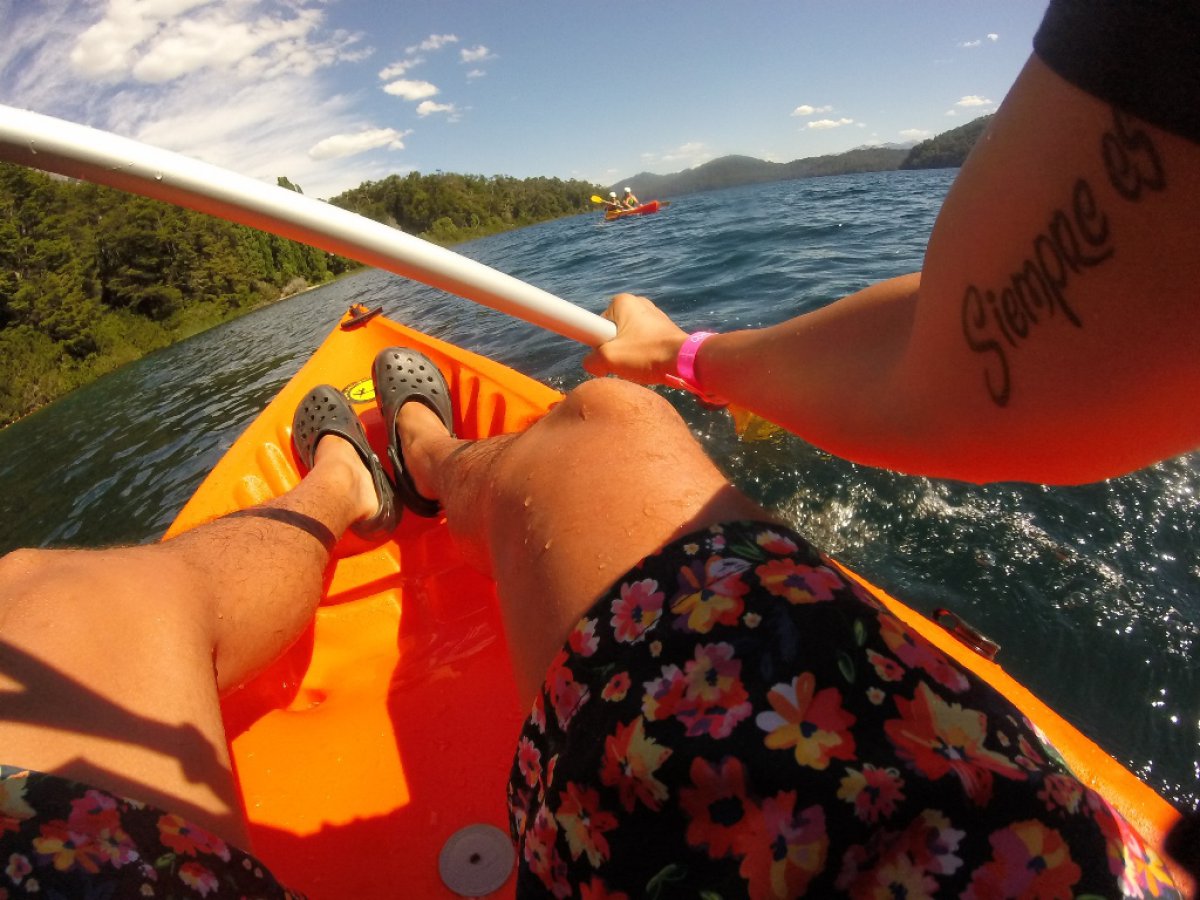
{"left": 164, "top": 308, "right": 1181, "bottom": 897}
{"left": 165, "top": 309, "right": 560, "bottom": 898}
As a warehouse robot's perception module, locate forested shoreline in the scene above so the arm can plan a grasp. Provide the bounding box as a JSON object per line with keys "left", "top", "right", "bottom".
{"left": 0, "top": 164, "right": 598, "bottom": 426}
{"left": 329, "top": 172, "right": 598, "bottom": 244}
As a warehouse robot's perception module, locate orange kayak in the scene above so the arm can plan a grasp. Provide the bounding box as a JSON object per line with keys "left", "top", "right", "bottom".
{"left": 165, "top": 307, "right": 1182, "bottom": 898}
{"left": 604, "top": 200, "right": 667, "bottom": 220}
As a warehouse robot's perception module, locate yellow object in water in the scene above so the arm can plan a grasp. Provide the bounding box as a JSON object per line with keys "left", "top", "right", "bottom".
{"left": 729, "top": 403, "right": 783, "bottom": 441}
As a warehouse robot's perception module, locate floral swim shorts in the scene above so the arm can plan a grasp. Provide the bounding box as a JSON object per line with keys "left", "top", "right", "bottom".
{"left": 0, "top": 767, "right": 300, "bottom": 898}
{"left": 506, "top": 521, "right": 1182, "bottom": 898}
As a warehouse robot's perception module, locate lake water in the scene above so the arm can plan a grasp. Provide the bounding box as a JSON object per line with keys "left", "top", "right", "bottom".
{"left": 0, "top": 170, "right": 1196, "bottom": 812}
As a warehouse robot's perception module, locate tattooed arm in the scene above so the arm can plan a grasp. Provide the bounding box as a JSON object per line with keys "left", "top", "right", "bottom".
{"left": 585, "top": 57, "right": 1200, "bottom": 484}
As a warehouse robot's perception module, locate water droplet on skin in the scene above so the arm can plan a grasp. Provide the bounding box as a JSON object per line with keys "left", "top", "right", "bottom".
{"left": 523, "top": 496, "right": 532, "bottom": 507}
{"left": 543, "top": 539, "right": 553, "bottom": 550}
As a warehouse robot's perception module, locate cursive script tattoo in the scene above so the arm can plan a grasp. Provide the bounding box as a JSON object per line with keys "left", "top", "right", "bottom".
{"left": 961, "top": 179, "right": 1111, "bottom": 406}
{"left": 962, "top": 107, "right": 1166, "bottom": 407}
{"left": 1103, "top": 108, "right": 1166, "bottom": 200}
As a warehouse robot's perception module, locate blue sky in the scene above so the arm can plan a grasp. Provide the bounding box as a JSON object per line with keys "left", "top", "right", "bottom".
{"left": 0, "top": 1, "right": 1048, "bottom": 199}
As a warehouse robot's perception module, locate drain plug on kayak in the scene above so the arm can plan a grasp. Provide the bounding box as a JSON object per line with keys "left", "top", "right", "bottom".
{"left": 439, "top": 824, "right": 514, "bottom": 896}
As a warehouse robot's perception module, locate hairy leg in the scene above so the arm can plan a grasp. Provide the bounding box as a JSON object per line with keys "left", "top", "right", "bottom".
{"left": 398, "top": 377, "right": 781, "bottom": 704}
{"left": 0, "top": 435, "right": 377, "bottom": 846}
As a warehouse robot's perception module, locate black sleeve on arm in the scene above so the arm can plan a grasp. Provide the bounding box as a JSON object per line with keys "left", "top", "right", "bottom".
{"left": 1034, "top": 0, "right": 1200, "bottom": 144}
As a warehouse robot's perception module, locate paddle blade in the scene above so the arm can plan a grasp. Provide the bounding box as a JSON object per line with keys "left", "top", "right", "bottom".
{"left": 591, "top": 195, "right": 605, "bottom": 203}
{"left": 729, "top": 405, "right": 783, "bottom": 442}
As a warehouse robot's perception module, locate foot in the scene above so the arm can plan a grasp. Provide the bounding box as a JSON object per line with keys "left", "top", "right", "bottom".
{"left": 394, "top": 401, "right": 456, "bottom": 502}
{"left": 313, "top": 433, "right": 381, "bottom": 525}
{"left": 291, "top": 383, "right": 398, "bottom": 540}
{"left": 371, "top": 347, "right": 456, "bottom": 518}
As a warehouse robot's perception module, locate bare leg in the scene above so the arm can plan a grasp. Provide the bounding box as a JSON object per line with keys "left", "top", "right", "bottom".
{"left": 397, "top": 378, "right": 781, "bottom": 704}
{"left": 0, "top": 434, "right": 378, "bottom": 846}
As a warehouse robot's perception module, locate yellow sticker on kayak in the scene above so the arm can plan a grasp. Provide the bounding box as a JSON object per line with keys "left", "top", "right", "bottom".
{"left": 345, "top": 379, "right": 376, "bottom": 404}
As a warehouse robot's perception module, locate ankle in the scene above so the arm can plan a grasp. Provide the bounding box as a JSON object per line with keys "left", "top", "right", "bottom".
{"left": 313, "top": 436, "right": 378, "bottom": 522}
{"left": 396, "top": 404, "right": 453, "bottom": 500}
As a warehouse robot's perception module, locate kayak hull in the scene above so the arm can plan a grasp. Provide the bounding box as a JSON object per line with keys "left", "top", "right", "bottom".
{"left": 166, "top": 309, "right": 1181, "bottom": 897}
{"left": 604, "top": 199, "right": 665, "bottom": 220}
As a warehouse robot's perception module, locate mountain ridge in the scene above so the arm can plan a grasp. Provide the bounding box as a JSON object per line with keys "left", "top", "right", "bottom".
{"left": 609, "top": 114, "right": 993, "bottom": 199}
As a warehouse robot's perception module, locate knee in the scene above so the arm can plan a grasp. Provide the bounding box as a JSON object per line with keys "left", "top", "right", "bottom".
{"left": 0, "top": 548, "right": 73, "bottom": 619}
{"left": 0, "top": 547, "right": 59, "bottom": 591}
{"left": 0, "top": 545, "right": 175, "bottom": 606}
{"left": 556, "top": 377, "right": 684, "bottom": 430}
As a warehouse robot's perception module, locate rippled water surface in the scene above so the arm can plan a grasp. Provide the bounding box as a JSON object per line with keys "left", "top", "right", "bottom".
{"left": 1, "top": 171, "right": 1196, "bottom": 809}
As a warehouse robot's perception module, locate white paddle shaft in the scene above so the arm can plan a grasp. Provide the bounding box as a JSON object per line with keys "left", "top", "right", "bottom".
{"left": 0, "top": 105, "right": 616, "bottom": 346}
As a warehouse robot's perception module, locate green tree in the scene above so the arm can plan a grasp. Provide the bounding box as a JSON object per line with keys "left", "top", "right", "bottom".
{"left": 0, "top": 161, "right": 351, "bottom": 425}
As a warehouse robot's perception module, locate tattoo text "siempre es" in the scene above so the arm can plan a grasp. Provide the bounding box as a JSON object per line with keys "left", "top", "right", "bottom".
{"left": 961, "top": 109, "right": 1165, "bottom": 407}
{"left": 961, "top": 179, "right": 1111, "bottom": 407}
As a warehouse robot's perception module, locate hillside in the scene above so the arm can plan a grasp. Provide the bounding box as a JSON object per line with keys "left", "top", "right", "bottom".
{"left": 0, "top": 166, "right": 597, "bottom": 426}
{"left": 329, "top": 172, "right": 597, "bottom": 244}
{"left": 900, "top": 114, "right": 995, "bottom": 170}
{"left": 610, "top": 115, "right": 994, "bottom": 198}
{"left": 611, "top": 146, "right": 908, "bottom": 198}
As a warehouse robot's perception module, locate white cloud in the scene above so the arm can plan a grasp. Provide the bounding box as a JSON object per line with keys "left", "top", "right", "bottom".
{"left": 407, "top": 34, "right": 458, "bottom": 54}
{"left": 125, "top": 76, "right": 393, "bottom": 197}
{"left": 807, "top": 117, "right": 854, "bottom": 130}
{"left": 379, "top": 57, "right": 423, "bottom": 80}
{"left": 466, "top": 69, "right": 486, "bottom": 80}
{"left": 69, "top": 0, "right": 365, "bottom": 84}
{"left": 416, "top": 100, "right": 458, "bottom": 118}
{"left": 0, "top": 0, "right": 402, "bottom": 198}
{"left": 460, "top": 45, "right": 493, "bottom": 64}
{"left": 959, "top": 33, "right": 999, "bottom": 49}
{"left": 0, "top": 0, "right": 97, "bottom": 112}
{"left": 383, "top": 79, "right": 439, "bottom": 101}
{"left": 70, "top": 0, "right": 208, "bottom": 76}
{"left": 945, "top": 95, "right": 996, "bottom": 116}
{"left": 308, "top": 127, "right": 410, "bottom": 160}
{"left": 643, "top": 141, "right": 712, "bottom": 169}
{"left": 899, "top": 128, "right": 932, "bottom": 140}
{"left": 791, "top": 104, "right": 832, "bottom": 117}
{"left": 663, "top": 141, "right": 706, "bottom": 160}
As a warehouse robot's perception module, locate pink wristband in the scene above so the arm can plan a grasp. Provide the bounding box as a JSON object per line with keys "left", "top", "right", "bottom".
{"left": 665, "top": 331, "right": 723, "bottom": 403}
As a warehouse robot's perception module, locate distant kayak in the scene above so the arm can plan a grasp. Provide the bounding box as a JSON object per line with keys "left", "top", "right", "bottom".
{"left": 605, "top": 199, "right": 669, "bottom": 220}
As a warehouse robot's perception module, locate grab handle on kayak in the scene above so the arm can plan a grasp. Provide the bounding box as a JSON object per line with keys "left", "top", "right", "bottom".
{"left": 931, "top": 608, "right": 1001, "bottom": 661}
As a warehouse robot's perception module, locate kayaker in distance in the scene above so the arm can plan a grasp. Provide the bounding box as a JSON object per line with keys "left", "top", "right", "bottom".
{"left": 0, "top": 0, "right": 1195, "bottom": 897}
{"left": 604, "top": 190, "right": 622, "bottom": 212}
{"left": 622, "top": 186, "right": 640, "bottom": 208}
